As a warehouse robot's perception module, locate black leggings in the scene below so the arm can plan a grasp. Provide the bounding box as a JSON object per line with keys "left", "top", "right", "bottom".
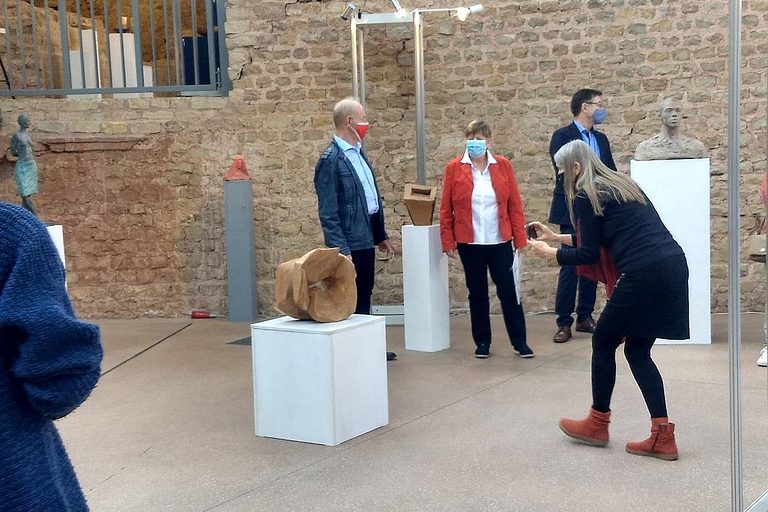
{"left": 591, "top": 327, "right": 668, "bottom": 418}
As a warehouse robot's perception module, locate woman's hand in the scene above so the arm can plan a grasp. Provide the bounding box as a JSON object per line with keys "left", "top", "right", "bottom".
{"left": 445, "top": 249, "right": 458, "bottom": 259}
{"left": 527, "top": 221, "right": 558, "bottom": 242}
{"left": 527, "top": 239, "right": 559, "bottom": 259}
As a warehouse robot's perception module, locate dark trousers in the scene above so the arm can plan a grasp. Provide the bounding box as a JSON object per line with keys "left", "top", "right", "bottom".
{"left": 591, "top": 327, "right": 668, "bottom": 418}
{"left": 457, "top": 242, "right": 526, "bottom": 349}
{"left": 555, "top": 223, "right": 597, "bottom": 327}
{"left": 351, "top": 248, "right": 376, "bottom": 315}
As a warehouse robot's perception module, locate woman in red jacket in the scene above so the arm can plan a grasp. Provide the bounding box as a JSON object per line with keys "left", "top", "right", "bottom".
{"left": 439, "top": 120, "right": 532, "bottom": 359}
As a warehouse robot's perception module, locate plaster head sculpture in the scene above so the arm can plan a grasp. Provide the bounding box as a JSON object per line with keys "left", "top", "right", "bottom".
{"left": 9, "top": 113, "right": 39, "bottom": 216}
{"left": 633, "top": 97, "right": 708, "bottom": 161}
{"left": 274, "top": 248, "right": 357, "bottom": 322}
{"left": 658, "top": 97, "right": 681, "bottom": 130}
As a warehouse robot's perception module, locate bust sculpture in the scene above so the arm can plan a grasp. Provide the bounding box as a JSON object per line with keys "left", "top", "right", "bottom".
{"left": 634, "top": 97, "right": 707, "bottom": 161}
{"left": 9, "top": 114, "right": 39, "bottom": 215}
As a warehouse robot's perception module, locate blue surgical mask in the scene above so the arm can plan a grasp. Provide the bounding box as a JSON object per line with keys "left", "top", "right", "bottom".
{"left": 592, "top": 107, "right": 608, "bottom": 124}
{"left": 466, "top": 139, "right": 487, "bottom": 158}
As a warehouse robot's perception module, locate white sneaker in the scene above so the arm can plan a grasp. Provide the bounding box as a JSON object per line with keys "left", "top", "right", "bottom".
{"left": 757, "top": 346, "right": 767, "bottom": 367}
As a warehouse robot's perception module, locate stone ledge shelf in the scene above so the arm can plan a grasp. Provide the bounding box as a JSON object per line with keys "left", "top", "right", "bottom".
{"left": 39, "top": 135, "right": 148, "bottom": 153}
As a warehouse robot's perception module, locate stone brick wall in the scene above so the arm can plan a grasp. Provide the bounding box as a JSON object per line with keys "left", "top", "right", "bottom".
{"left": 0, "top": 0, "right": 766, "bottom": 318}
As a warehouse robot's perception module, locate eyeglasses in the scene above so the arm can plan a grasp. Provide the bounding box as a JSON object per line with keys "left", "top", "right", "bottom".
{"left": 585, "top": 101, "right": 603, "bottom": 107}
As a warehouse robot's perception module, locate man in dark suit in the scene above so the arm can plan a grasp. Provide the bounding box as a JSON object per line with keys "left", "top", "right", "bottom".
{"left": 314, "top": 97, "right": 398, "bottom": 360}
{"left": 548, "top": 88, "right": 617, "bottom": 343}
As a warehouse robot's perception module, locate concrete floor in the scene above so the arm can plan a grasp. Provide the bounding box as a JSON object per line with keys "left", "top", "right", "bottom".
{"left": 59, "top": 313, "right": 768, "bottom": 512}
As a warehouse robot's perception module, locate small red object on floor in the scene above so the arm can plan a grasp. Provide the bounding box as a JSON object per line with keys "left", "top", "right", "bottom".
{"left": 191, "top": 309, "right": 215, "bottom": 319}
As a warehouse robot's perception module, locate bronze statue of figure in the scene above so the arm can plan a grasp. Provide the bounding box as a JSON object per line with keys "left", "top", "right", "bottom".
{"left": 10, "top": 114, "right": 39, "bottom": 216}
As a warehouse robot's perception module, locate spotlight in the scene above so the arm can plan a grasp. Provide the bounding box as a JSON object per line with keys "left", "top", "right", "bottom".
{"left": 390, "top": 0, "right": 407, "bottom": 17}
{"left": 341, "top": 3, "right": 357, "bottom": 21}
{"left": 455, "top": 4, "right": 483, "bottom": 21}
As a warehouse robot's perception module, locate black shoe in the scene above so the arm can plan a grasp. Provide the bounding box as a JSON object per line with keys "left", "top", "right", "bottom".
{"left": 514, "top": 344, "right": 535, "bottom": 359}
{"left": 475, "top": 344, "right": 490, "bottom": 359}
{"left": 386, "top": 351, "right": 397, "bottom": 361}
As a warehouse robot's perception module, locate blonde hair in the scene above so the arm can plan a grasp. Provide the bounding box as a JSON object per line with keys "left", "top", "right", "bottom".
{"left": 554, "top": 140, "right": 646, "bottom": 223}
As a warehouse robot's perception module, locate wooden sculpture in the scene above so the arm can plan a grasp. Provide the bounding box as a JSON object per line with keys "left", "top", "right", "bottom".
{"left": 403, "top": 183, "right": 437, "bottom": 226}
{"left": 274, "top": 248, "right": 357, "bottom": 322}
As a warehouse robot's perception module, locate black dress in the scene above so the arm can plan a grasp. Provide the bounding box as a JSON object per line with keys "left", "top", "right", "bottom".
{"left": 556, "top": 192, "right": 690, "bottom": 340}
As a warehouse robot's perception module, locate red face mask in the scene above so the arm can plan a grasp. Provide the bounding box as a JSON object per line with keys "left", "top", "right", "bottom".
{"left": 353, "top": 121, "right": 369, "bottom": 140}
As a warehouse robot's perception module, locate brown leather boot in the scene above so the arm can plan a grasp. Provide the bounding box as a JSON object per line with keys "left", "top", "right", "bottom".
{"left": 625, "top": 418, "right": 678, "bottom": 461}
{"left": 559, "top": 407, "right": 611, "bottom": 447}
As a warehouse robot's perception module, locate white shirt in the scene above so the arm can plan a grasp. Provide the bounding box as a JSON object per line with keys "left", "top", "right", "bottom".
{"left": 461, "top": 150, "right": 503, "bottom": 245}
{"left": 333, "top": 135, "right": 380, "bottom": 215}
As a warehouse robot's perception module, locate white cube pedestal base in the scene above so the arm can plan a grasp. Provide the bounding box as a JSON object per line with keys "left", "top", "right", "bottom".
{"left": 402, "top": 224, "right": 450, "bottom": 352}
{"left": 630, "top": 158, "right": 711, "bottom": 344}
{"left": 251, "top": 314, "right": 388, "bottom": 446}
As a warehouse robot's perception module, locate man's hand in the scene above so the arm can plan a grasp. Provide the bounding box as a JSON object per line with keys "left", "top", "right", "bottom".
{"left": 445, "top": 249, "right": 457, "bottom": 259}
{"left": 378, "top": 239, "right": 397, "bottom": 255}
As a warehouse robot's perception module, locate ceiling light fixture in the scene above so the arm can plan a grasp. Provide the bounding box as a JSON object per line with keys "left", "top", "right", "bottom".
{"left": 454, "top": 4, "right": 483, "bottom": 21}
{"left": 341, "top": 3, "right": 357, "bottom": 21}
{"left": 390, "top": 0, "right": 408, "bottom": 17}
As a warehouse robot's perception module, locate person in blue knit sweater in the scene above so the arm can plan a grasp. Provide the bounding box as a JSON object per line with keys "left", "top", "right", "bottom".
{"left": 0, "top": 202, "right": 103, "bottom": 511}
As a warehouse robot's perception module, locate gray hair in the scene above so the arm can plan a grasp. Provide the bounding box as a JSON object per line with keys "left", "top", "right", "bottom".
{"left": 554, "top": 140, "right": 646, "bottom": 223}
{"left": 333, "top": 97, "right": 362, "bottom": 128}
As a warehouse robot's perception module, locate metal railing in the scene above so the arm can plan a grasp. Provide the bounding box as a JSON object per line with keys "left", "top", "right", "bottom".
{"left": 0, "top": 0, "right": 230, "bottom": 97}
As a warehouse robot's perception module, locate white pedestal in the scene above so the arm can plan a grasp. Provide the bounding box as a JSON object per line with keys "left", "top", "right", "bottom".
{"left": 109, "top": 32, "right": 140, "bottom": 98}
{"left": 631, "top": 158, "right": 711, "bottom": 344}
{"left": 140, "top": 65, "right": 154, "bottom": 98}
{"left": 46, "top": 224, "right": 66, "bottom": 287}
{"left": 251, "top": 314, "right": 389, "bottom": 446}
{"left": 68, "top": 29, "right": 101, "bottom": 99}
{"left": 46, "top": 225, "right": 65, "bottom": 267}
{"left": 402, "top": 225, "right": 450, "bottom": 352}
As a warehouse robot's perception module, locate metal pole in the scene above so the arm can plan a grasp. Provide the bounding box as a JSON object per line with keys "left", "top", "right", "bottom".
{"left": 727, "top": 0, "right": 743, "bottom": 510}
{"left": 350, "top": 16, "right": 358, "bottom": 98}
{"left": 413, "top": 11, "right": 426, "bottom": 185}
{"left": 131, "top": 0, "right": 143, "bottom": 87}
{"left": 58, "top": 0, "right": 72, "bottom": 89}
{"left": 358, "top": 28, "right": 365, "bottom": 105}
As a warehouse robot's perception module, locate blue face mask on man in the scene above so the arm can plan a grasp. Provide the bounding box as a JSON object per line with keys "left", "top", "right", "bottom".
{"left": 592, "top": 107, "right": 608, "bottom": 124}
{"left": 466, "top": 139, "right": 487, "bottom": 158}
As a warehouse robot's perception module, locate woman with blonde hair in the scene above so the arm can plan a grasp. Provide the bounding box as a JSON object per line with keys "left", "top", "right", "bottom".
{"left": 439, "top": 119, "right": 533, "bottom": 359}
{"left": 528, "top": 139, "right": 688, "bottom": 461}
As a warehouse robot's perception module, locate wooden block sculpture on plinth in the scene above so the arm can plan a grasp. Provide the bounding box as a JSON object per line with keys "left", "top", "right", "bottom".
{"left": 274, "top": 248, "right": 357, "bottom": 322}
{"left": 403, "top": 184, "right": 437, "bottom": 226}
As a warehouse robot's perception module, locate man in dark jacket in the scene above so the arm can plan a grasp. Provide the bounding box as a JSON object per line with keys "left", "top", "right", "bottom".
{"left": 548, "top": 88, "right": 617, "bottom": 343}
{"left": 0, "top": 202, "right": 103, "bottom": 511}
{"left": 314, "top": 98, "right": 398, "bottom": 360}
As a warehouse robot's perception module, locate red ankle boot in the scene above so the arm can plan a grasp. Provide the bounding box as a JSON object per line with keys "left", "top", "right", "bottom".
{"left": 625, "top": 418, "right": 678, "bottom": 461}
{"left": 559, "top": 407, "right": 611, "bottom": 447}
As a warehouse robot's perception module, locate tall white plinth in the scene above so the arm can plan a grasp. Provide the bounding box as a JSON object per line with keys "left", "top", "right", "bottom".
{"left": 109, "top": 32, "right": 140, "bottom": 98}
{"left": 68, "top": 29, "right": 101, "bottom": 99}
{"left": 630, "top": 158, "right": 711, "bottom": 344}
{"left": 402, "top": 225, "right": 450, "bottom": 352}
{"left": 46, "top": 225, "right": 65, "bottom": 267}
{"left": 251, "top": 314, "right": 388, "bottom": 446}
